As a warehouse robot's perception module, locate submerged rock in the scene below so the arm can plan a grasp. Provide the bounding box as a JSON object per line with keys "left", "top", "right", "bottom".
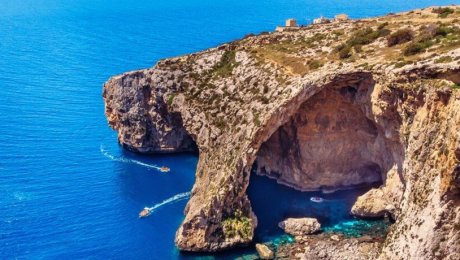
{"left": 255, "top": 243, "right": 274, "bottom": 259}
{"left": 278, "top": 218, "right": 321, "bottom": 236}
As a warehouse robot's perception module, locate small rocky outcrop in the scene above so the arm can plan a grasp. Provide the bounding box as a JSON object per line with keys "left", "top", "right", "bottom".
{"left": 103, "top": 6, "right": 460, "bottom": 259}
{"left": 351, "top": 189, "right": 389, "bottom": 218}
{"left": 103, "top": 70, "right": 197, "bottom": 154}
{"left": 256, "top": 243, "right": 274, "bottom": 259}
{"left": 278, "top": 218, "right": 321, "bottom": 236}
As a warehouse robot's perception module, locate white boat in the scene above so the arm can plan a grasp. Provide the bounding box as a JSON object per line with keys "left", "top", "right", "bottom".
{"left": 310, "top": 196, "right": 324, "bottom": 203}
{"left": 139, "top": 208, "right": 151, "bottom": 218}
{"left": 159, "top": 166, "right": 170, "bottom": 173}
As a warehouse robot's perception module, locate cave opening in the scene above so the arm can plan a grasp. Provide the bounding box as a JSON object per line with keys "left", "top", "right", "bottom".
{"left": 248, "top": 76, "right": 394, "bottom": 242}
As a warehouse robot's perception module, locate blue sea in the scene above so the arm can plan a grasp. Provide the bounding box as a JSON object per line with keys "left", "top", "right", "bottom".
{"left": 1, "top": 0, "right": 458, "bottom": 259}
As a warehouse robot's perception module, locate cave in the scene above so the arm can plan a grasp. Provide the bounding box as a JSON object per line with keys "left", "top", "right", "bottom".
{"left": 254, "top": 76, "right": 394, "bottom": 192}
{"left": 248, "top": 75, "right": 395, "bottom": 241}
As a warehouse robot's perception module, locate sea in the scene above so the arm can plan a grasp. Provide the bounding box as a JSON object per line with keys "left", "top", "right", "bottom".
{"left": 0, "top": 0, "right": 457, "bottom": 259}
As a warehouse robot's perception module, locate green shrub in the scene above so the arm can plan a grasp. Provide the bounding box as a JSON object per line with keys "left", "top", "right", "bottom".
{"left": 387, "top": 29, "right": 415, "bottom": 46}
{"left": 432, "top": 7, "right": 455, "bottom": 18}
{"left": 307, "top": 60, "right": 323, "bottom": 70}
{"left": 403, "top": 37, "right": 434, "bottom": 56}
{"left": 347, "top": 27, "right": 380, "bottom": 46}
{"left": 167, "top": 93, "right": 175, "bottom": 106}
{"left": 222, "top": 209, "right": 252, "bottom": 239}
{"left": 378, "top": 22, "right": 389, "bottom": 30}
{"left": 253, "top": 113, "right": 261, "bottom": 126}
{"left": 339, "top": 46, "right": 352, "bottom": 59}
{"left": 336, "top": 26, "right": 389, "bottom": 59}
{"left": 435, "top": 25, "right": 455, "bottom": 37}
{"left": 215, "top": 118, "right": 226, "bottom": 129}
{"left": 263, "top": 85, "right": 269, "bottom": 94}
{"left": 213, "top": 50, "right": 239, "bottom": 77}
{"left": 403, "top": 24, "right": 459, "bottom": 56}
{"left": 435, "top": 56, "right": 453, "bottom": 63}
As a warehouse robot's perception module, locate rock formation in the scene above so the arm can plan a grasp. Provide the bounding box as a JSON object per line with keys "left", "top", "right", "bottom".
{"left": 256, "top": 243, "right": 274, "bottom": 259}
{"left": 278, "top": 233, "right": 383, "bottom": 260}
{"left": 103, "top": 6, "right": 460, "bottom": 259}
{"left": 278, "top": 218, "right": 321, "bottom": 236}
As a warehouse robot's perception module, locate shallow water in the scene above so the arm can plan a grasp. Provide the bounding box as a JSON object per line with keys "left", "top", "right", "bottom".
{"left": 1, "top": 0, "right": 458, "bottom": 258}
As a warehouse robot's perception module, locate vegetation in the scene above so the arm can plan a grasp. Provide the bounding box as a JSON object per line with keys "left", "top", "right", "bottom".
{"left": 432, "top": 7, "right": 455, "bottom": 18}
{"left": 336, "top": 44, "right": 352, "bottom": 59}
{"left": 222, "top": 209, "right": 252, "bottom": 239}
{"left": 336, "top": 26, "right": 390, "bottom": 59}
{"left": 394, "top": 60, "right": 411, "bottom": 68}
{"left": 404, "top": 37, "right": 434, "bottom": 56}
{"left": 307, "top": 60, "right": 323, "bottom": 70}
{"left": 215, "top": 117, "right": 226, "bottom": 130}
{"left": 403, "top": 24, "right": 460, "bottom": 56}
{"left": 435, "top": 56, "right": 453, "bottom": 63}
{"left": 347, "top": 27, "right": 389, "bottom": 46}
{"left": 254, "top": 47, "right": 309, "bottom": 75}
{"left": 253, "top": 113, "right": 261, "bottom": 126}
{"left": 387, "top": 29, "right": 415, "bottom": 46}
{"left": 213, "top": 50, "right": 239, "bottom": 78}
{"left": 167, "top": 93, "right": 175, "bottom": 106}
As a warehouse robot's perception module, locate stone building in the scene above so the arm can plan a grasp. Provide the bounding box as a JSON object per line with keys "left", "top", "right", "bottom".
{"left": 313, "top": 16, "right": 330, "bottom": 24}
{"left": 334, "top": 14, "right": 349, "bottom": 21}
{"left": 285, "top": 18, "right": 297, "bottom": 27}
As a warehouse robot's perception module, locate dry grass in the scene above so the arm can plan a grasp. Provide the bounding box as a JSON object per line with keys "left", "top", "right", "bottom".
{"left": 253, "top": 47, "right": 310, "bottom": 75}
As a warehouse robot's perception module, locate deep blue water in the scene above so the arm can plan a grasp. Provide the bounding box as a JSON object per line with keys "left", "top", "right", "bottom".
{"left": 1, "top": 0, "right": 458, "bottom": 259}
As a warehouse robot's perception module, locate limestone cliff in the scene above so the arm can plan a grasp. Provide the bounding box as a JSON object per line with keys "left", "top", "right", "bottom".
{"left": 103, "top": 6, "right": 460, "bottom": 259}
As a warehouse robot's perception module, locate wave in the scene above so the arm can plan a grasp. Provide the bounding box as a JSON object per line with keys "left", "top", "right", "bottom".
{"left": 146, "top": 192, "right": 191, "bottom": 213}
{"left": 100, "top": 145, "right": 165, "bottom": 172}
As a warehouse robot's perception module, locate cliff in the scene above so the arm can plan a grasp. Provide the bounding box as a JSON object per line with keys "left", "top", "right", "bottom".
{"left": 103, "top": 6, "right": 460, "bottom": 259}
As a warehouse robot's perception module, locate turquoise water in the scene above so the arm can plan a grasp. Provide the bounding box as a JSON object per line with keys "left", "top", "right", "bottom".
{"left": 247, "top": 174, "right": 388, "bottom": 240}
{"left": 0, "top": 0, "right": 457, "bottom": 259}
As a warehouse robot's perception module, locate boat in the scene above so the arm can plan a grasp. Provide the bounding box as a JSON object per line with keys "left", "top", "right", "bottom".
{"left": 159, "top": 166, "right": 170, "bottom": 172}
{"left": 139, "top": 208, "right": 151, "bottom": 218}
{"left": 310, "top": 196, "right": 324, "bottom": 203}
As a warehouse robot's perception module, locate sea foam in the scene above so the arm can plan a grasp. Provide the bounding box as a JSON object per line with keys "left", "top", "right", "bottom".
{"left": 100, "top": 145, "right": 166, "bottom": 172}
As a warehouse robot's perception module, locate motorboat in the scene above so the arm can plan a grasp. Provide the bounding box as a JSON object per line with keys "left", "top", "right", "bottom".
{"left": 310, "top": 196, "right": 324, "bottom": 203}
{"left": 160, "top": 166, "right": 170, "bottom": 173}
{"left": 139, "top": 208, "right": 151, "bottom": 218}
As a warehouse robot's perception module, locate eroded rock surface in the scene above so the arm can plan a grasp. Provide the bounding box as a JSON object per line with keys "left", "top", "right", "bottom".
{"left": 277, "top": 233, "right": 383, "bottom": 260}
{"left": 255, "top": 78, "right": 391, "bottom": 192}
{"left": 278, "top": 218, "right": 321, "bottom": 236}
{"left": 256, "top": 243, "right": 274, "bottom": 259}
{"left": 103, "top": 6, "right": 460, "bottom": 259}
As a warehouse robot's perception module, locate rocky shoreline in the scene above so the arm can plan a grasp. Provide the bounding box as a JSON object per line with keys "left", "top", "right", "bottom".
{"left": 104, "top": 6, "right": 460, "bottom": 259}
{"left": 276, "top": 233, "right": 384, "bottom": 260}
{"left": 251, "top": 215, "right": 391, "bottom": 259}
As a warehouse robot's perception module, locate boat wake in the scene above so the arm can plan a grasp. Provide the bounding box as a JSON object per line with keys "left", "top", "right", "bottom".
{"left": 310, "top": 196, "right": 346, "bottom": 203}
{"left": 100, "top": 145, "right": 166, "bottom": 172}
{"left": 141, "top": 192, "right": 191, "bottom": 217}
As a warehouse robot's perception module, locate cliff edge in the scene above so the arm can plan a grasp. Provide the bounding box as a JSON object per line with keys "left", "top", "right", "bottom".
{"left": 103, "top": 6, "right": 460, "bottom": 259}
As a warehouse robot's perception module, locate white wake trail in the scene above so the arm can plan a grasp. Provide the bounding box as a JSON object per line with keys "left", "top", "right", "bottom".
{"left": 146, "top": 192, "right": 191, "bottom": 213}
{"left": 100, "top": 145, "right": 164, "bottom": 171}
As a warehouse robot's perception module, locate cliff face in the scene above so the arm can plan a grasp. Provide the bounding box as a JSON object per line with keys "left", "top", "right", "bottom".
{"left": 103, "top": 6, "right": 460, "bottom": 259}
{"left": 103, "top": 70, "right": 197, "bottom": 153}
